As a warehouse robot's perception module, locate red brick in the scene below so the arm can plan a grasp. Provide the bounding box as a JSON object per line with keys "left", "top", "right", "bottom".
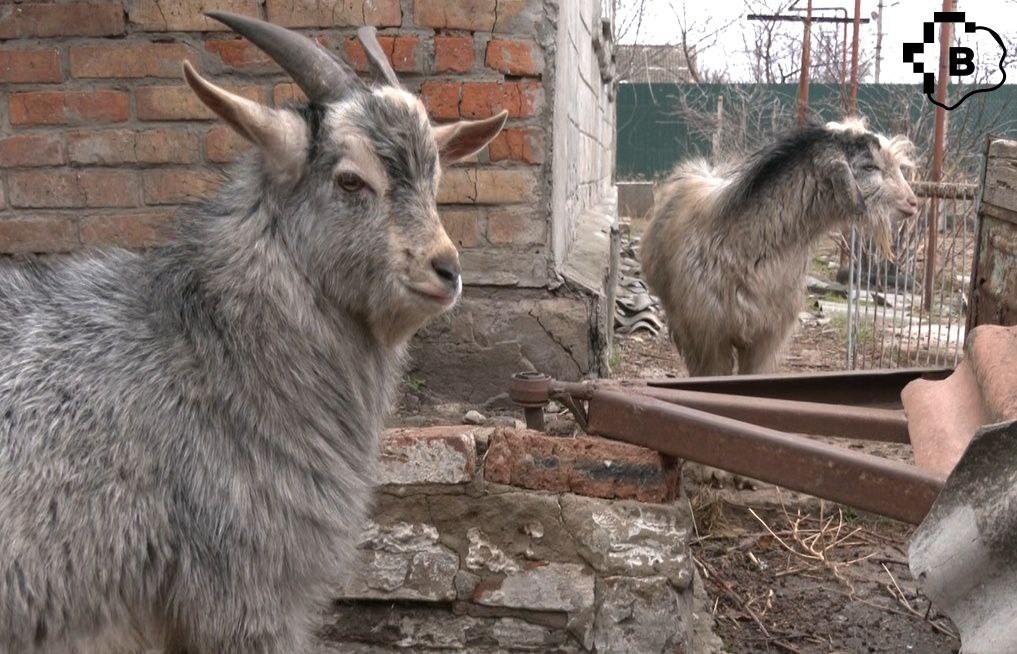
{"left": 0, "top": 216, "right": 79, "bottom": 255}
{"left": 487, "top": 209, "right": 544, "bottom": 246}
{"left": 0, "top": 134, "right": 65, "bottom": 168}
{"left": 484, "top": 428, "right": 680, "bottom": 503}
{"left": 272, "top": 82, "right": 306, "bottom": 107}
{"left": 205, "top": 125, "right": 250, "bottom": 162}
{"left": 129, "top": 0, "right": 260, "bottom": 32}
{"left": 460, "top": 81, "right": 542, "bottom": 119}
{"left": 0, "top": 3, "right": 124, "bottom": 39}
{"left": 136, "top": 85, "right": 264, "bottom": 121}
{"left": 485, "top": 39, "right": 542, "bottom": 76}
{"left": 414, "top": 0, "right": 495, "bottom": 30}
{"left": 205, "top": 38, "right": 277, "bottom": 73}
{"left": 136, "top": 129, "right": 200, "bottom": 164}
{"left": 70, "top": 43, "right": 197, "bottom": 79}
{"left": 434, "top": 36, "right": 474, "bottom": 73}
{"left": 67, "top": 130, "right": 136, "bottom": 165}
{"left": 9, "top": 170, "right": 139, "bottom": 209}
{"left": 9, "top": 90, "right": 129, "bottom": 126}
{"left": 488, "top": 127, "right": 543, "bottom": 164}
{"left": 142, "top": 169, "right": 217, "bottom": 205}
{"left": 267, "top": 0, "right": 401, "bottom": 27}
{"left": 80, "top": 212, "right": 175, "bottom": 248}
{"left": 420, "top": 81, "right": 461, "bottom": 121}
{"left": 379, "top": 426, "right": 477, "bottom": 485}
{"left": 440, "top": 208, "right": 479, "bottom": 248}
{"left": 0, "top": 49, "right": 62, "bottom": 84}
{"left": 343, "top": 35, "right": 419, "bottom": 74}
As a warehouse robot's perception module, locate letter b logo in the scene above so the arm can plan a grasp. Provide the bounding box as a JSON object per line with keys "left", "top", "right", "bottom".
{"left": 949, "top": 46, "right": 975, "bottom": 76}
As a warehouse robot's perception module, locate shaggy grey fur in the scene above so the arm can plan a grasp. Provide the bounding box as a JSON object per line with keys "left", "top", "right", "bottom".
{"left": 0, "top": 16, "right": 504, "bottom": 654}
{"left": 641, "top": 119, "right": 918, "bottom": 376}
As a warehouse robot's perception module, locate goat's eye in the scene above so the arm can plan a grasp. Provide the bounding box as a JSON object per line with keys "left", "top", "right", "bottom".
{"left": 862, "top": 164, "right": 881, "bottom": 173}
{"left": 337, "top": 172, "right": 366, "bottom": 193}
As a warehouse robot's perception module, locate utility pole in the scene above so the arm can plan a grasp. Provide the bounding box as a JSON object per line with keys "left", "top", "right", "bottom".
{"left": 926, "top": 0, "right": 952, "bottom": 311}
{"left": 796, "top": 0, "right": 813, "bottom": 127}
{"left": 849, "top": 0, "right": 861, "bottom": 114}
{"left": 874, "top": 0, "right": 884, "bottom": 83}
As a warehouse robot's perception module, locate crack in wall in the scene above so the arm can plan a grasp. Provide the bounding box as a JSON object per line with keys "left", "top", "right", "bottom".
{"left": 528, "top": 307, "right": 583, "bottom": 373}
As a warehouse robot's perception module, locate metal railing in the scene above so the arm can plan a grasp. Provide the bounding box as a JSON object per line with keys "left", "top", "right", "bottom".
{"left": 845, "top": 181, "right": 979, "bottom": 369}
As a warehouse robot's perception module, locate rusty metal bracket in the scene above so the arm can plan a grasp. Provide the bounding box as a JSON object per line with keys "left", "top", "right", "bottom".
{"left": 510, "top": 369, "right": 952, "bottom": 524}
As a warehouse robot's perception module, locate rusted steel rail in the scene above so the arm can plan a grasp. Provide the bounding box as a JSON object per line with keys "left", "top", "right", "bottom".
{"left": 510, "top": 369, "right": 951, "bottom": 524}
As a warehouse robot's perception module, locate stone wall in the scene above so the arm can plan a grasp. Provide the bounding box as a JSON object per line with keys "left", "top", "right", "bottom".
{"left": 322, "top": 426, "right": 694, "bottom": 653}
{"left": 0, "top": 0, "right": 618, "bottom": 405}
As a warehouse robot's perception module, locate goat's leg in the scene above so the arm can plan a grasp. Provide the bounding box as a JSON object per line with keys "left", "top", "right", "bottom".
{"left": 736, "top": 336, "right": 784, "bottom": 375}
{"left": 683, "top": 338, "right": 735, "bottom": 377}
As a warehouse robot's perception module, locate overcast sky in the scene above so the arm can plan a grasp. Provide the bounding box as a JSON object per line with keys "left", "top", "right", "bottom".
{"left": 615, "top": 1, "right": 1016, "bottom": 84}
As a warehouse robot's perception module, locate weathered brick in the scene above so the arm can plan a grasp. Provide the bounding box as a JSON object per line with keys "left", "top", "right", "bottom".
{"left": 79, "top": 212, "right": 175, "bottom": 248}
{"left": 414, "top": 0, "right": 495, "bottom": 31}
{"left": 205, "top": 125, "right": 250, "bottom": 162}
{"left": 343, "top": 35, "right": 419, "bottom": 73}
{"left": 434, "top": 35, "right": 474, "bottom": 74}
{"left": 487, "top": 209, "right": 545, "bottom": 246}
{"left": 488, "top": 127, "right": 543, "bottom": 163}
{"left": 70, "top": 43, "right": 197, "bottom": 79}
{"left": 129, "top": 0, "right": 260, "bottom": 32}
{"left": 0, "top": 216, "right": 78, "bottom": 255}
{"left": 267, "top": 0, "right": 401, "bottom": 27}
{"left": 485, "top": 39, "right": 542, "bottom": 76}
{"left": 420, "top": 81, "right": 460, "bottom": 120}
{"left": 484, "top": 428, "right": 681, "bottom": 503}
{"left": 142, "top": 169, "right": 217, "bottom": 205}
{"left": 9, "top": 91, "right": 129, "bottom": 126}
{"left": 136, "top": 85, "right": 263, "bottom": 121}
{"left": 0, "top": 3, "right": 124, "bottom": 39}
{"left": 205, "top": 38, "right": 278, "bottom": 73}
{"left": 0, "top": 134, "right": 65, "bottom": 168}
{"left": 0, "top": 49, "right": 62, "bottom": 84}
{"left": 8, "top": 170, "right": 139, "bottom": 209}
{"left": 67, "top": 130, "right": 136, "bottom": 165}
{"left": 435, "top": 168, "right": 536, "bottom": 204}
{"left": 379, "top": 427, "right": 477, "bottom": 485}
{"left": 136, "top": 129, "right": 200, "bottom": 164}
{"left": 491, "top": 0, "right": 542, "bottom": 36}
{"left": 440, "top": 208, "right": 480, "bottom": 248}
{"left": 460, "top": 80, "right": 542, "bottom": 119}
{"left": 272, "top": 82, "right": 306, "bottom": 106}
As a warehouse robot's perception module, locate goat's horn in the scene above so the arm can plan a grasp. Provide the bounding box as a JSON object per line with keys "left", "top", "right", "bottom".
{"left": 206, "top": 11, "right": 352, "bottom": 104}
{"left": 356, "top": 26, "right": 399, "bottom": 87}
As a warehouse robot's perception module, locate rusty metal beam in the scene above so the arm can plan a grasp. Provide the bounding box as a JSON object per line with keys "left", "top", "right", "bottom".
{"left": 609, "top": 385, "right": 910, "bottom": 442}
{"left": 643, "top": 367, "right": 952, "bottom": 408}
{"left": 583, "top": 389, "right": 945, "bottom": 524}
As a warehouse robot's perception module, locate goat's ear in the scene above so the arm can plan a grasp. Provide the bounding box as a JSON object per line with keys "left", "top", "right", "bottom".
{"left": 828, "top": 157, "right": 866, "bottom": 216}
{"left": 433, "top": 111, "right": 509, "bottom": 164}
{"left": 182, "top": 61, "right": 306, "bottom": 173}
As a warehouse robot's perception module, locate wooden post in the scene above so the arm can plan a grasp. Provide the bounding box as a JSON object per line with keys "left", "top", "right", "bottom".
{"left": 849, "top": 0, "right": 861, "bottom": 114}
{"left": 925, "top": 0, "right": 952, "bottom": 311}
{"left": 796, "top": 0, "right": 813, "bottom": 127}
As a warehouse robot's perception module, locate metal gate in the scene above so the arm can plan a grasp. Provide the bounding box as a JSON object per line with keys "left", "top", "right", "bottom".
{"left": 845, "top": 180, "right": 979, "bottom": 369}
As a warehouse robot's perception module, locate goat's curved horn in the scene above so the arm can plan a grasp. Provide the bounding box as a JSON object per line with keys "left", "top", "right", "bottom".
{"left": 206, "top": 11, "right": 351, "bottom": 103}
{"left": 356, "top": 26, "right": 399, "bottom": 87}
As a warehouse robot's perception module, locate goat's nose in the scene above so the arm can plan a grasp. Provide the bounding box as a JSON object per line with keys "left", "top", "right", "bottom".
{"left": 908, "top": 195, "right": 919, "bottom": 208}
{"left": 431, "top": 254, "right": 461, "bottom": 288}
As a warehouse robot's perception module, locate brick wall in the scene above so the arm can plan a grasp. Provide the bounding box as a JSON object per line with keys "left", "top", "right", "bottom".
{"left": 322, "top": 424, "right": 695, "bottom": 652}
{"left": 0, "top": 0, "right": 617, "bottom": 404}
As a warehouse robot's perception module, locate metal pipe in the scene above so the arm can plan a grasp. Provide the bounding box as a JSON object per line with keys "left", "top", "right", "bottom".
{"left": 746, "top": 14, "right": 869, "bottom": 24}
{"left": 926, "top": 0, "right": 953, "bottom": 311}
{"left": 620, "top": 386, "right": 910, "bottom": 442}
{"left": 796, "top": 0, "right": 813, "bottom": 127}
{"left": 585, "top": 390, "right": 946, "bottom": 524}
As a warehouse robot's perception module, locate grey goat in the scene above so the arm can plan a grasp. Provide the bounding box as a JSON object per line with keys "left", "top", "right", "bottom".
{"left": 641, "top": 118, "right": 918, "bottom": 376}
{"left": 0, "top": 13, "right": 506, "bottom": 653}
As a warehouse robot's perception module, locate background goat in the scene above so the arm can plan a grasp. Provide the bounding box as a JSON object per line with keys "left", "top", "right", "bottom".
{"left": 641, "top": 119, "right": 917, "bottom": 376}
{"left": 0, "top": 13, "right": 505, "bottom": 653}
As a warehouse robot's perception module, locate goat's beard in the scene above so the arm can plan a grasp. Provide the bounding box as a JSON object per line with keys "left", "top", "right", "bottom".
{"left": 869, "top": 209, "right": 896, "bottom": 263}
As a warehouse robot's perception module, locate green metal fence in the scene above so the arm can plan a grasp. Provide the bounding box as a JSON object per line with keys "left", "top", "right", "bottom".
{"left": 616, "top": 83, "right": 1017, "bottom": 181}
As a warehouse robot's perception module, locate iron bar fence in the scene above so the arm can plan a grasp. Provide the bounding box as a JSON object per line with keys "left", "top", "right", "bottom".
{"left": 845, "top": 180, "right": 978, "bottom": 369}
